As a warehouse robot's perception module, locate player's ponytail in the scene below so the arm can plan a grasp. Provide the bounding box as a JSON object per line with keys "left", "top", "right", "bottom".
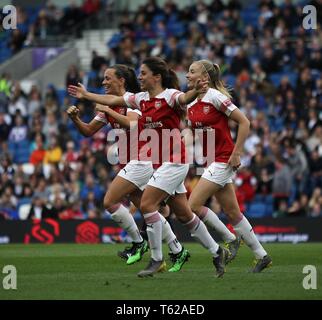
{"left": 198, "top": 60, "right": 232, "bottom": 99}
{"left": 166, "top": 68, "right": 180, "bottom": 90}
{"left": 111, "top": 64, "right": 140, "bottom": 93}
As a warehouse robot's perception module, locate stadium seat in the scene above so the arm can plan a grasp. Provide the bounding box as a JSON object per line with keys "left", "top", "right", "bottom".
{"left": 57, "top": 89, "right": 67, "bottom": 106}
{"left": 224, "top": 74, "right": 236, "bottom": 87}
{"left": 246, "top": 202, "right": 267, "bottom": 218}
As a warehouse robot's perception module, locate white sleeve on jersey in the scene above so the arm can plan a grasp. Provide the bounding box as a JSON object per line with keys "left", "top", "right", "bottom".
{"left": 127, "top": 108, "right": 142, "bottom": 116}
{"left": 209, "top": 89, "right": 237, "bottom": 116}
{"left": 164, "top": 88, "right": 185, "bottom": 108}
{"left": 94, "top": 112, "right": 107, "bottom": 124}
{"left": 123, "top": 92, "right": 146, "bottom": 110}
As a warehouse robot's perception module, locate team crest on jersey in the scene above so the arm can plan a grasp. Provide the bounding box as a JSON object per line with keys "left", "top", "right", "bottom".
{"left": 155, "top": 101, "right": 162, "bottom": 109}
{"left": 146, "top": 116, "right": 152, "bottom": 122}
{"left": 203, "top": 105, "right": 210, "bottom": 114}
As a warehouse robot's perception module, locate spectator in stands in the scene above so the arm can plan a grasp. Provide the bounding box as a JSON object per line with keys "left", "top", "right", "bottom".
{"left": 27, "top": 195, "right": 57, "bottom": 219}
{"left": 273, "top": 199, "right": 288, "bottom": 218}
{"left": 272, "top": 157, "right": 292, "bottom": 210}
{"left": 80, "top": 173, "right": 103, "bottom": 202}
{"left": 44, "top": 136, "right": 62, "bottom": 165}
{"left": 230, "top": 49, "right": 250, "bottom": 75}
{"left": 27, "top": 86, "right": 42, "bottom": 117}
{"left": 285, "top": 142, "right": 309, "bottom": 194}
{"left": 308, "top": 187, "right": 322, "bottom": 217}
{"left": 8, "top": 114, "right": 28, "bottom": 143}
{"left": 8, "top": 29, "right": 26, "bottom": 54}
{"left": 42, "top": 111, "right": 58, "bottom": 142}
{"left": 235, "top": 167, "right": 257, "bottom": 204}
{"left": 309, "top": 148, "right": 322, "bottom": 190}
{"left": 0, "top": 111, "right": 10, "bottom": 143}
{"left": 63, "top": 140, "right": 79, "bottom": 163}
{"left": 29, "top": 134, "right": 46, "bottom": 165}
{"left": 66, "top": 64, "right": 82, "bottom": 89}
{"left": 90, "top": 50, "right": 106, "bottom": 72}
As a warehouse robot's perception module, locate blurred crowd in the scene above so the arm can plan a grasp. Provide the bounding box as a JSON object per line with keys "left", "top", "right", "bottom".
{"left": 0, "top": 0, "right": 321, "bottom": 220}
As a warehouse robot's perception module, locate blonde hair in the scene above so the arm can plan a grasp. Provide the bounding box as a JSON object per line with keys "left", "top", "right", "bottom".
{"left": 197, "top": 60, "right": 232, "bottom": 99}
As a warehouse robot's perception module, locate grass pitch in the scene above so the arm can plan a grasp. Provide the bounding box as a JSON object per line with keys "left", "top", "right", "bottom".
{"left": 0, "top": 243, "right": 321, "bottom": 300}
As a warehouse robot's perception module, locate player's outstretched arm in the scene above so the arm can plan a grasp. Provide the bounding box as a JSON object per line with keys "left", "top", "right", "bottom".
{"left": 68, "top": 83, "right": 126, "bottom": 107}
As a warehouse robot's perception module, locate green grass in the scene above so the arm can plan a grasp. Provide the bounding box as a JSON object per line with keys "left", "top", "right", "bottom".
{"left": 0, "top": 243, "right": 321, "bottom": 300}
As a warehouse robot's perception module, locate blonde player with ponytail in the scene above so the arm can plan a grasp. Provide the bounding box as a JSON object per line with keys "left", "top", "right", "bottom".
{"left": 186, "top": 60, "right": 272, "bottom": 273}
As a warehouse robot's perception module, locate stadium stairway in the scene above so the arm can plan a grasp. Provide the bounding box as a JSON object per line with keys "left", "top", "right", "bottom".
{"left": 75, "top": 29, "right": 117, "bottom": 72}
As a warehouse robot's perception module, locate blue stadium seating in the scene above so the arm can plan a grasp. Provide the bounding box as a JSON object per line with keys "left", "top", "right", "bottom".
{"left": 57, "top": 89, "right": 67, "bottom": 107}
{"left": 247, "top": 202, "right": 267, "bottom": 218}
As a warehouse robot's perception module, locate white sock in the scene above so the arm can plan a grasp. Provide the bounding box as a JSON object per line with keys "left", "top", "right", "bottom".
{"left": 145, "top": 211, "right": 163, "bottom": 261}
{"left": 108, "top": 205, "right": 143, "bottom": 243}
{"left": 233, "top": 215, "right": 267, "bottom": 259}
{"left": 201, "top": 207, "right": 236, "bottom": 242}
{"left": 159, "top": 215, "right": 182, "bottom": 254}
{"left": 185, "top": 214, "right": 219, "bottom": 257}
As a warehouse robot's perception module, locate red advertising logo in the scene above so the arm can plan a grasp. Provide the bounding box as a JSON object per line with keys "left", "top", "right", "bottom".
{"left": 24, "top": 219, "right": 60, "bottom": 244}
{"left": 76, "top": 221, "right": 99, "bottom": 243}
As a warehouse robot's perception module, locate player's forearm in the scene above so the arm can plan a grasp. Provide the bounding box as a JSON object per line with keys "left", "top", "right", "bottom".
{"left": 232, "top": 119, "right": 250, "bottom": 156}
{"left": 71, "top": 117, "right": 93, "bottom": 137}
{"left": 179, "top": 88, "right": 198, "bottom": 105}
{"left": 100, "top": 106, "right": 131, "bottom": 128}
{"left": 84, "top": 92, "right": 117, "bottom": 106}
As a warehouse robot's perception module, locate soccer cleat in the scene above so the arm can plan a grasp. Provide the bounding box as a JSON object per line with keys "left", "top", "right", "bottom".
{"left": 126, "top": 240, "right": 149, "bottom": 265}
{"left": 168, "top": 248, "right": 190, "bottom": 272}
{"left": 252, "top": 255, "right": 272, "bottom": 273}
{"left": 213, "top": 246, "right": 230, "bottom": 278}
{"left": 225, "top": 236, "right": 241, "bottom": 263}
{"left": 117, "top": 245, "right": 133, "bottom": 260}
{"left": 137, "top": 259, "right": 167, "bottom": 277}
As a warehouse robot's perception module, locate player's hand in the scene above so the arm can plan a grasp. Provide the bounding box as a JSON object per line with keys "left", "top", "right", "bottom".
{"left": 195, "top": 77, "right": 209, "bottom": 94}
{"left": 228, "top": 153, "right": 241, "bottom": 172}
{"left": 68, "top": 82, "right": 87, "bottom": 99}
{"left": 95, "top": 104, "right": 110, "bottom": 113}
{"left": 66, "top": 105, "right": 80, "bottom": 120}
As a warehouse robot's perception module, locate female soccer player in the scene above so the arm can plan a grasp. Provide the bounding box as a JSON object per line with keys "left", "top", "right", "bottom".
{"left": 186, "top": 60, "right": 272, "bottom": 273}
{"left": 67, "top": 64, "right": 186, "bottom": 270}
{"left": 68, "top": 57, "right": 230, "bottom": 278}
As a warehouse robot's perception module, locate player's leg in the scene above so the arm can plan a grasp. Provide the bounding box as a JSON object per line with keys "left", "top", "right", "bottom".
{"left": 168, "top": 192, "right": 229, "bottom": 278}
{"left": 137, "top": 185, "right": 169, "bottom": 277}
{"left": 104, "top": 175, "right": 143, "bottom": 244}
{"left": 189, "top": 177, "right": 237, "bottom": 244}
{"left": 104, "top": 176, "right": 147, "bottom": 262}
{"left": 215, "top": 183, "right": 272, "bottom": 272}
{"left": 137, "top": 163, "right": 191, "bottom": 277}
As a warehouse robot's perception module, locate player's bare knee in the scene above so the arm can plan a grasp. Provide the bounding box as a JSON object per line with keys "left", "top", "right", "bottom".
{"left": 224, "top": 208, "right": 240, "bottom": 221}
{"left": 103, "top": 196, "right": 116, "bottom": 211}
{"left": 140, "top": 199, "right": 157, "bottom": 214}
{"left": 189, "top": 201, "right": 202, "bottom": 215}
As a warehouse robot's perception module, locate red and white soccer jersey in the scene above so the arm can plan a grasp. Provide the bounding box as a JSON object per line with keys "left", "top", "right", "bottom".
{"left": 187, "top": 88, "right": 237, "bottom": 163}
{"left": 94, "top": 92, "right": 142, "bottom": 165}
{"left": 124, "top": 89, "right": 186, "bottom": 167}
